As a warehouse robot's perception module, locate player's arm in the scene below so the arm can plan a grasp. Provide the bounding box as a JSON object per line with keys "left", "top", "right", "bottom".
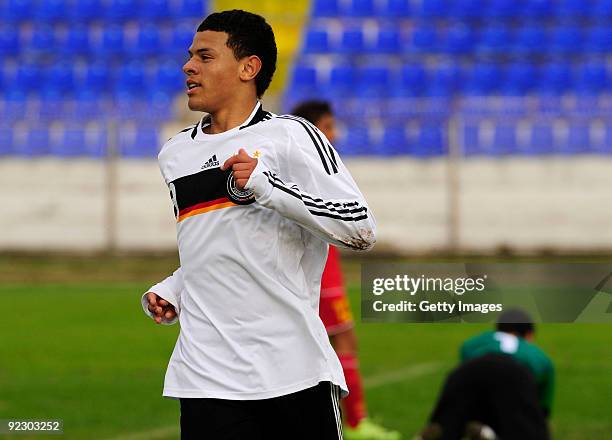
{"left": 140, "top": 267, "right": 183, "bottom": 325}
{"left": 224, "top": 120, "right": 376, "bottom": 251}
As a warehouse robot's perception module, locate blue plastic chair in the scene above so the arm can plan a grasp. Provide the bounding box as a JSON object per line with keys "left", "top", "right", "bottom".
{"left": 528, "top": 123, "right": 555, "bottom": 154}
{"left": 312, "top": 0, "right": 339, "bottom": 17}
{"left": 523, "top": 0, "right": 554, "bottom": 19}
{"left": 156, "top": 61, "right": 184, "bottom": 93}
{"left": 461, "top": 122, "right": 482, "bottom": 156}
{"left": 46, "top": 63, "right": 75, "bottom": 94}
{"left": 585, "top": 26, "right": 612, "bottom": 54}
{"left": 51, "top": 126, "right": 87, "bottom": 157}
{"left": 358, "top": 66, "right": 391, "bottom": 98}
{"left": 501, "top": 63, "right": 537, "bottom": 95}
{"left": 303, "top": 29, "right": 330, "bottom": 53}
{"left": 167, "top": 23, "right": 194, "bottom": 55}
{"left": 0, "top": 125, "right": 15, "bottom": 155}
{"left": 380, "top": 124, "right": 409, "bottom": 155}
{"left": 5, "top": 0, "right": 32, "bottom": 22}
{"left": 340, "top": 28, "right": 365, "bottom": 54}
{"left": 476, "top": 25, "right": 511, "bottom": 56}
{"left": 173, "top": 0, "right": 207, "bottom": 18}
{"left": 98, "top": 25, "right": 125, "bottom": 58}
{"left": 115, "top": 62, "right": 147, "bottom": 96}
{"left": 346, "top": 0, "right": 375, "bottom": 17}
{"left": 0, "top": 89, "right": 28, "bottom": 121}
{"left": 549, "top": 25, "right": 583, "bottom": 55}
{"left": 491, "top": 123, "right": 517, "bottom": 155}
{"left": 337, "top": 125, "right": 370, "bottom": 156}
{"left": 410, "top": 26, "right": 438, "bottom": 53}
{"left": 130, "top": 23, "right": 161, "bottom": 57}
{"left": 443, "top": 23, "right": 474, "bottom": 55}
{"left": 395, "top": 63, "right": 426, "bottom": 97}
{"left": 426, "top": 64, "right": 461, "bottom": 97}
{"left": 84, "top": 62, "right": 112, "bottom": 93}
{"left": 575, "top": 61, "right": 608, "bottom": 94}
{"left": 105, "top": 0, "right": 140, "bottom": 22}
{"left": 14, "top": 62, "right": 44, "bottom": 94}
{"left": 17, "top": 126, "right": 51, "bottom": 157}
{"left": 291, "top": 64, "right": 319, "bottom": 92}
{"left": 61, "top": 24, "right": 90, "bottom": 57}
{"left": 450, "top": 0, "right": 485, "bottom": 20}
{"left": 0, "top": 25, "right": 20, "bottom": 57}
{"left": 417, "top": 0, "right": 449, "bottom": 19}
{"left": 119, "top": 126, "right": 160, "bottom": 158}
{"left": 486, "top": 0, "right": 520, "bottom": 19}
{"left": 375, "top": 29, "right": 401, "bottom": 54}
{"left": 378, "top": 0, "right": 411, "bottom": 18}
{"left": 72, "top": 90, "right": 104, "bottom": 121}
{"left": 27, "top": 24, "right": 57, "bottom": 55}
{"left": 556, "top": 0, "right": 592, "bottom": 20}
{"left": 592, "top": 0, "right": 612, "bottom": 20}
{"left": 559, "top": 122, "right": 590, "bottom": 154}
{"left": 463, "top": 63, "right": 501, "bottom": 95}
{"left": 537, "top": 62, "right": 572, "bottom": 95}
{"left": 68, "top": 0, "right": 103, "bottom": 22}
{"left": 512, "top": 26, "right": 547, "bottom": 57}
{"left": 34, "top": 0, "right": 66, "bottom": 22}
{"left": 141, "top": 0, "right": 171, "bottom": 21}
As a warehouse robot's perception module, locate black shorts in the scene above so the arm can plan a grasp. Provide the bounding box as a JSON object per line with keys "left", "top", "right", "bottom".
{"left": 179, "top": 381, "right": 343, "bottom": 440}
{"left": 428, "top": 353, "right": 550, "bottom": 440}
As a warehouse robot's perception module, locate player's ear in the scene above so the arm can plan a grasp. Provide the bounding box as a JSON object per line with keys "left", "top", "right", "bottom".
{"left": 239, "top": 55, "right": 262, "bottom": 82}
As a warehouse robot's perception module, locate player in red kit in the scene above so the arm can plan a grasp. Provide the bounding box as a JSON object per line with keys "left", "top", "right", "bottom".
{"left": 292, "top": 101, "right": 401, "bottom": 440}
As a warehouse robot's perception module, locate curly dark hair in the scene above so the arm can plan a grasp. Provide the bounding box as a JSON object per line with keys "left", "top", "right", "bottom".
{"left": 197, "top": 9, "right": 277, "bottom": 98}
{"left": 290, "top": 100, "right": 333, "bottom": 125}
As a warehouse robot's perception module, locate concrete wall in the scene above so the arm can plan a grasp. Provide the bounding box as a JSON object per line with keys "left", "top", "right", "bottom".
{"left": 1, "top": 157, "right": 611, "bottom": 254}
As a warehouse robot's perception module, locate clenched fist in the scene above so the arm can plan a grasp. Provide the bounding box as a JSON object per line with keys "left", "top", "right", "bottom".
{"left": 146, "top": 292, "right": 177, "bottom": 324}
{"left": 221, "top": 148, "right": 258, "bottom": 190}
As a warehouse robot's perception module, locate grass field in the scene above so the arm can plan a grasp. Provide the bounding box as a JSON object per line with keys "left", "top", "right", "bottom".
{"left": 1, "top": 256, "right": 610, "bottom": 439}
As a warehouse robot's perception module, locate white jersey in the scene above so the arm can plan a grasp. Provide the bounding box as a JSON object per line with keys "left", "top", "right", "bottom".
{"left": 141, "top": 102, "right": 376, "bottom": 400}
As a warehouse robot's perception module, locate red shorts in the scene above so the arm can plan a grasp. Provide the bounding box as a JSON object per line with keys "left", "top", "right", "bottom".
{"left": 319, "top": 246, "right": 354, "bottom": 335}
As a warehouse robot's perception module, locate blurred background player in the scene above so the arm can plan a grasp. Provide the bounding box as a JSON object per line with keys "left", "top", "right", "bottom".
{"left": 416, "top": 309, "right": 554, "bottom": 440}
{"left": 292, "top": 100, "right": 401, "bottom": 440}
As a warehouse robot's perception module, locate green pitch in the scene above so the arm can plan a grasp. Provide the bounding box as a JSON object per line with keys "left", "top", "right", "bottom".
{"left": 1, "top": 258, "right": 610, "bottom": 439}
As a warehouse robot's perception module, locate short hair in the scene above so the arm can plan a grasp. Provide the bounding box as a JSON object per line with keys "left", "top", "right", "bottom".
{"left": 290, "top": 100, "right": 333, "bottom": 125}
{"left": 197, "top": 10, "right": 277, "bottom": 98}
{"left": 496, "top": 309, "right": 535, "bottom": 337}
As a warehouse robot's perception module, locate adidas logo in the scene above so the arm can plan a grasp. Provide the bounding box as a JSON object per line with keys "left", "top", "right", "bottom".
{"left": 201, "top": 154, "right": 220, "bottom": 169}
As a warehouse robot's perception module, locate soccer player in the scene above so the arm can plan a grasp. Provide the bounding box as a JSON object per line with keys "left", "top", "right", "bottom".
{"left": 140, "top": 10, "right": 376, "bottom": 440}
{"left": 417, "top": 309, "right": 553, "bottom": 440}
{"left": 291, "top": 100, "right": 401, "bottom": 440}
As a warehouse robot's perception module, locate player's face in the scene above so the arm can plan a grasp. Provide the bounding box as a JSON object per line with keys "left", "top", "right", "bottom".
{"left": 315, "top": 113, "right": 337, "bottom": 144}
{"left": 183, "top": 31, "right": 242, "bottom": 113}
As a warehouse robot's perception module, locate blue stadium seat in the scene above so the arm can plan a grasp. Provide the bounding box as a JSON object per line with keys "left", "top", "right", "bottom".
{"left": 155, "top": 61, "right": 184, "bottom": 93}
{"left": 527, "top": 123, "right": 555, "bottom": 154}
{"left": 98, "top": 25, "right": 125, "bottom": 58}
{"left": 414, "top": 123, "right": 446, "bottom": 157}
{"left": 130, "top": 23, "right": 162, "bottom": 57}
{"left": 47, "top": 63, "right": 76, "bottom": 94}
{"left": 592, "top": 0, "right": 612, "bottom": 20}
{"left": 417, "top": 0, "right": 449, "bottom": 19}
{"left": 146, "top": 91, "right": 175, "bottom": 121}
{"left": 337, "top": 125, "right": 370, "bottom": 155}
{"left": 16, "top": 126, "right": 51, "bottom": 157}
{"left": 442, "top": 23, "right": 474, "bottom": 55}
{"left": 395, "top": 63, "right": 426, "bottom": 97}
{"left": 115, "top": 62, "right": 147, "bottom": 96}
{"left": 141, "top": 0, "right": 171, "bottom": 21}
{"left": 291, "top": 64, "right": 319, "bottom": 93}
{"left": 5, "top": 0, "right": 32, "bottom": 22}
{"left": 72, "top": 90, "right": 104, "bottom": 121}
{"left": 0, "top": 90, "right": 28, "bottom": 121}
{"left": 377, "top": 0, "right": 411, "bottom": 18}
{"left": 26, "top": 24, "right": 57, "bottom": 55}
{"left": 426, "top": 64, "right": 461, "bottom": 97}
{"left": 450, "top": 0, "right": 485, "bottom": 20}
{"left": 357, "top": 66, "right": 391, "bottom": 98}
{"left": 549, "top": 26, "right": 583, "bottom": 55}
{"left": 339, "top": 28, "right": 365, "bottom": 54}
{"left": 85, "top": 124, "right": 108, "bottom": 157}
{"left": 345, "top": 0, "right": 375, "bottom": 17}
{"left": 537, "top": 62, "right": 572, "bottom": 95}
{"left": 119, "top": 125, "right": 160, "bottom": 158}
{"left": 68, "top": 0, "right": 103, "bottom": 22}
{"left": 0, "top": 25, "right": 20, "bottom": 57}
{"left": 328, "top": 65, "right": 356, "bottom": 96}
{"left": 33, "top": 0, "right": 66, "bottom": 22}
{"left": 14, "top": 62, "right": 44, "bottom": 94}
{"left": 410, "top": 26, "right": 438, "bottom": 53}
{"left": 84, "top": 62, "right": 112, "bottom": 93}
{"left": 312, "top": 0, "right": 339, "bottom": 17}
{"left": 559, "top": 122, "right": 590, "bottom": 154}
{"left": 51, "top": 126, "right": 88, "bottom": 157}
{"left": 38, "top": 89, "right": 69, "bottom": 121}
{"left": 463, "top": 63, "right": 501, "bottom": 95}
{"left": 167, "top": 23, "right": 194, "bottom": 56}
{"left": 486, "top": 0, "right": 521, "bottom": 19}
{"left": 303, "top": 29, "right": 330, "bottom": 53}
{"left": 512, "top": 26, "right": 547, "bottom": 57}
{"left": 575, "top": 61, "right": 608, "bottom": 94}
{"left": 105, "top": 0, "right": 140, "bottom": 22}
{"left": 375, "top": 29, "right": 401, "bottom": 54}
{"left": 0, "top": 125, "right": 15, "bottom": 155}
{"left": 556, "top": 0, "right": 592, "bottom": 20}
{"left": 379, "top": 124, "right": 409, "bottom": 155}
{"left": 523, "top": 0, "right": 554, "bottom": 19}
{"left": 172, "top": 0, "right": 207, "bottom": 19}
{"left": 501, "top": 63, "right": 537, "bottom": 95}
{"left": 476, "top": 25, "right": 511, "bottom": 56}
{"left": 61, "top": 24, "right": 90, "bottom": 57}
{"left": 461, "top": 122, "right": 483, "bottom": 155}
{"left": 491, "top": 123, "right": 518, "bottom": 155}
{"left": 585, "top": 26, "right": 612, "bottom": 54}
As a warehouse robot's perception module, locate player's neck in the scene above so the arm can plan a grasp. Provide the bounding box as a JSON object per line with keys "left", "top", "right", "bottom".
{"left": 205, "top": 97, "right": 259, "bottom": 135}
